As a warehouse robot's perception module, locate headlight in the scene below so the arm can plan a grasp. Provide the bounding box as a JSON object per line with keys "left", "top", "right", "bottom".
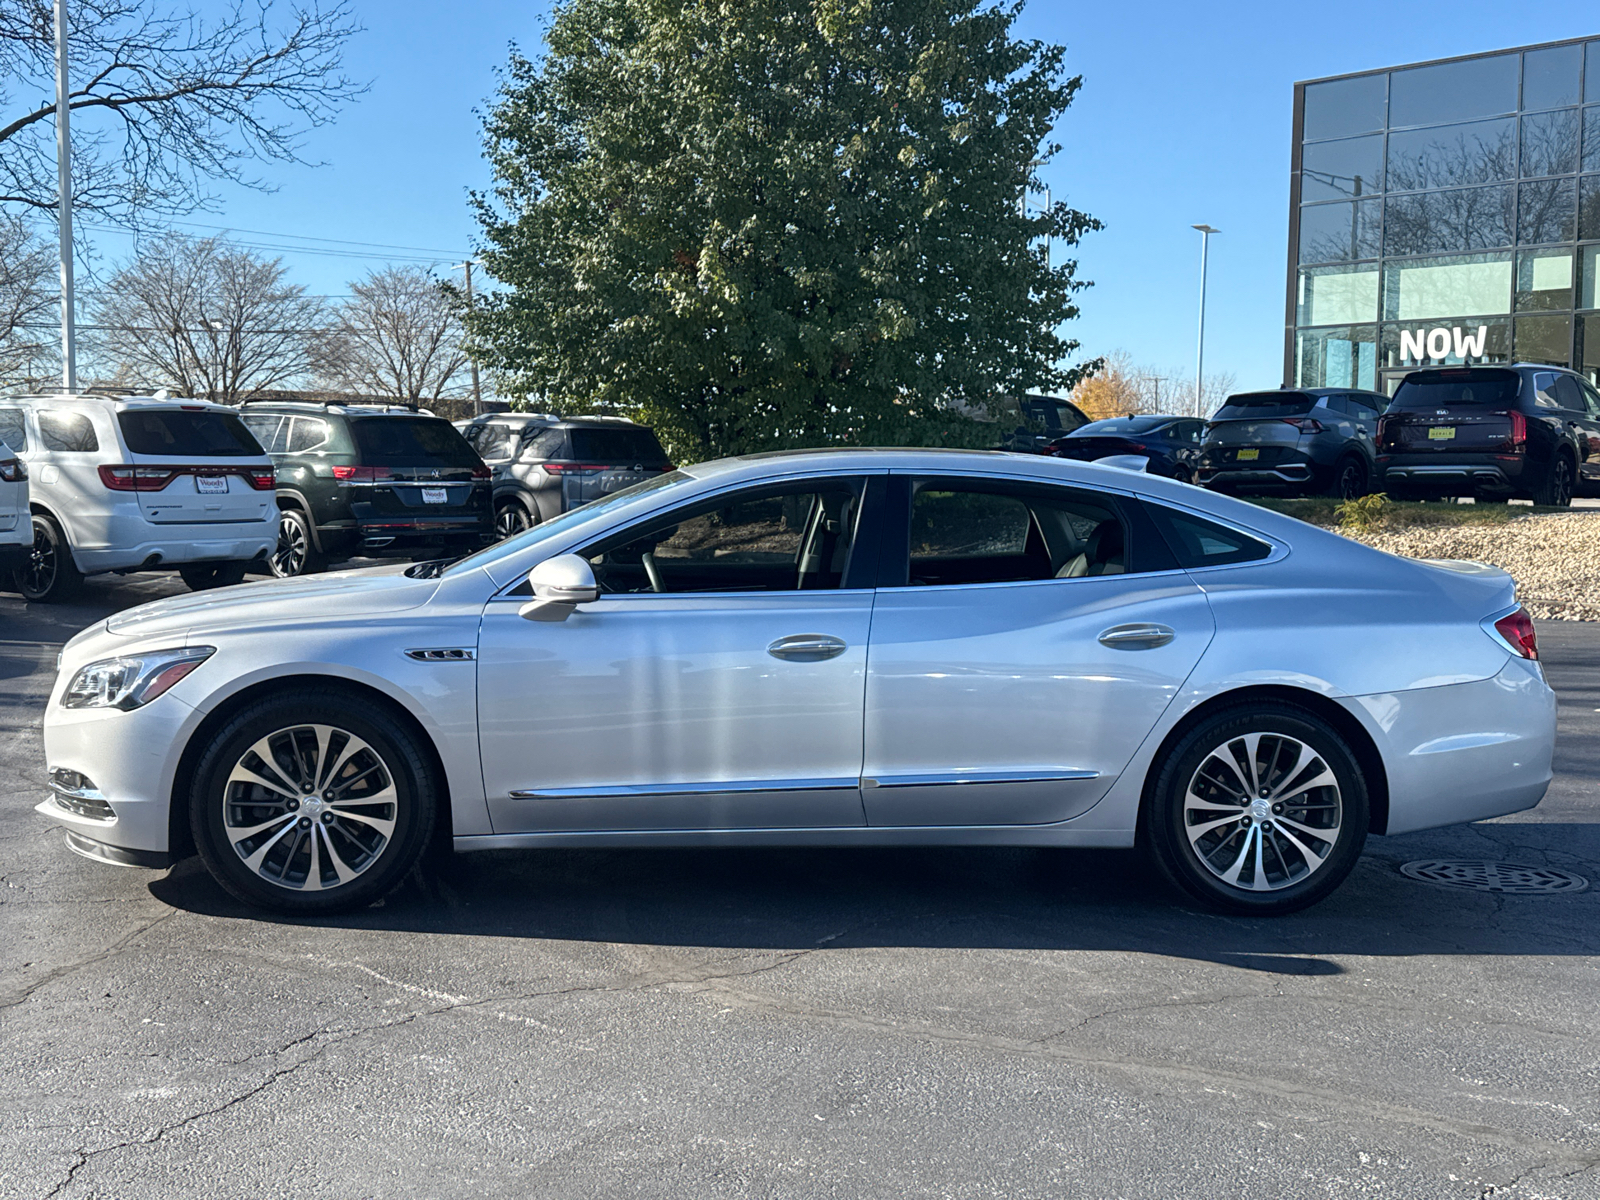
{"left": 62, "top": 646, "right": 215, "bottom": 710}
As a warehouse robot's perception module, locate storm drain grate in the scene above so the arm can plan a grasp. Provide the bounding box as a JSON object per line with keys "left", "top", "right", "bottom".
{"left": 1400, "top": 860, "right": 1589, "bottom": 895}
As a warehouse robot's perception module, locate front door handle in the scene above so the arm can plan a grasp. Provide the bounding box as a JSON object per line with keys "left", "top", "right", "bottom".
{"left": 1098, "top": 623, "right": 1175, "bottom": 650}
{"left": 767, "top": 634, "right": 848, "bottom": 662}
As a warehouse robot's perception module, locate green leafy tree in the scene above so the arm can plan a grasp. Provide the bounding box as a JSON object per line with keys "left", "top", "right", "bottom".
{"left": 466, "top": 0, "right": 1100, "bottom": 462}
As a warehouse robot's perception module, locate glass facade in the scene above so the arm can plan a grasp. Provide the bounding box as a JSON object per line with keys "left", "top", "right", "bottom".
{"left": 1290, "top": 36, "right": 1600, "bottom": 391}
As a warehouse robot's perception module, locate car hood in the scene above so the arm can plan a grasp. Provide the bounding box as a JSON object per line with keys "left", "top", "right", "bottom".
{"left": 104, "top": 565, "right": 439, "bottom": 639}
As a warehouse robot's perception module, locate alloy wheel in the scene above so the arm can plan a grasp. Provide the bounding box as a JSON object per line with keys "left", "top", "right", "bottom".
{"left": 1337, "top": 461, "right": 1365, "bottom": 500}
{"left": 1554, "top": 458, "right": 1574, "bottom": 507}
{"left": 270, "top": 516, "right": 308, "bottom": 577}
{"left": 20, "top": 520, "right": 56, "bottom": 596}
{"left": 1182, "top": 731, "right": 1343, "bottom": 892}
{"left": 494, "top": 503, "right": 530, "bottom": 540}
{"left": 222, "top": 724, "right": 398, "bottom": 892}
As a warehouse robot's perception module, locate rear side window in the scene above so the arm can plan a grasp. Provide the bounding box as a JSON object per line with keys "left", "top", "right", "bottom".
{"left": 1214, "top": 392, "right": 1316, "bottom": 420}
{"left": 117, "top": 409, "right": 262, "bottom": 457}
{"left": 0, "top": 407, "right": 28, "bottom": 452}
{"left": 1143, "top": 503, "right": 1273, "bottom": 569}
{"left": 1347, "top": 394, "right": 1382, "bottom": 418}
{"left": 38, "top": 411, "right": 99, "bottom": 452}
{"left": 351, "top": 416, "right": 480, "bottom": 467}
{"left": 287, "top": 417, "right": 333, "bottom": 453}
{"left": 519, "top": 426, "right": 566, "bottom": 459}
{"left": 565, "top": 427, "right": 669, "bottom": 464}
{"left": 240, "top": 414, "right": 286, "bottom": 452}
{"left": 1390, "top": 371, "right": 1521, "bottom": 410}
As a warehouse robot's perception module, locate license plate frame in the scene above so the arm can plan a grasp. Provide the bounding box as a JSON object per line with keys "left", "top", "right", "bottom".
{"left": 421, "top": 486, "right": 449, "bottom": 504}
{"left": 1236, "top": 448, "right": 1260, "bottom": 461}
{"left": 1428, "top": 426, "right": 1456, "bottom": 441}
{"left": 195, "top": 474, "right": 228, "bottom": 494}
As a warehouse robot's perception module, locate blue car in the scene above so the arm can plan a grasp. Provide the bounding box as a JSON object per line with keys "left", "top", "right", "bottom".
{"left": 1046, "top": 414, "right": 1207, "bottom": 481}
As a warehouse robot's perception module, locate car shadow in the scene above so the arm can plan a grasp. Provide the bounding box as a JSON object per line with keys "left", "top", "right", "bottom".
{"left": 147, "top": 820, "right": 1600, "bottom": 973}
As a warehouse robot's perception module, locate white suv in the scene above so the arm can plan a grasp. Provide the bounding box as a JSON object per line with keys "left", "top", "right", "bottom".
{"left": 0, "top": 393, "right": 279, "bottom": 602}
{"left": 0, "top": 436, "right": 27, "bottom": 578}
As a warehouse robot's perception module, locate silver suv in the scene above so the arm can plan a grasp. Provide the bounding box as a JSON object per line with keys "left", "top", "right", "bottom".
{"left": 458, "top": 414, "right": 673, "bottom": 538}
{"left": 1196, "top": 388, "right": 1385, "bottom": 499}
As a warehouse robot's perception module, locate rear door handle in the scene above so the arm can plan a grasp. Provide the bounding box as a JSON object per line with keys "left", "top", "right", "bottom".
{"left": 767, "top": 634, "right": 848, "bottom": 662}
{"left": 1098, "top": 623, "right": 1175, "bottom": 650}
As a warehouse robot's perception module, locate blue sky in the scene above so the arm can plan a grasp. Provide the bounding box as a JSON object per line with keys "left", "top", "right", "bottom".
{"left": 83, "top": 1, "right": 1600, "bottom": 393}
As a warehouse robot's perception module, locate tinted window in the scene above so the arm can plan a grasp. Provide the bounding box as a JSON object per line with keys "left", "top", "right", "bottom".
{"left": 473, "top": 422, "right": 516, "bottom": 459}
{"left": 583, "top": 480, "right": 865, "bottom": 594}
{"left": 1390, "top": 54, "right": 1518, "bottom": 128}
{"left": 287, "top": 417, "right": 332, "bottom": 453}
{"left": 1143, "top": 504, "right": 1272, "bottom": 569}
{"left": 37, "top": 411, "right": 98, "bottom": 452}
{"left": 1302, "top": 74, "right": 1387, "bottom": 142}
{"left": 1074, "top": 417, "right": 1164, "bottom": 435}
{"left": 1386, "top": 118, "right": 1516, "bottom": 190}
{"left": 1552, "top": 375, "right": 1585, "bottom": 411}
{"left": 1383, "top": 186, "right": 1515, "bottom": 256}
{"left": 350, "top": 417, "right": 479, "bottom": 467}
{"left": 519, "top": 426, "right": 565, "bottom": 460}
{"left": 1518, "top": 178, "right": 1577, "bottom": 244}
{"left": 1580, "top": 175, "right": 1600, "bottom": 240}
{"left": 0, "top": 408, "right": 28, "bottom": 452}
{"left": 1530, "top": 371, "right": 1562, "bottom": 409}
{"left": 1390, "top": 371, "right": 1522, "bottom": 409}
{"left": 565, "top": 427, "right": 669, "bottom": 464}
{"left": 117, "top": 409, "right": 262, "bottom": 457}
{"left": 1586, "top": 108, "right": 1600, "bottom": 172}
{"left": 1214, "top": 393, "right": 1316, "bottom": 420}
{"left": 240, "top": 414, "right": 285, "bottom": 453}
{"left": 1523, "top": 44, "right": 1584, "bottom": 112}
{"left": 1300, "top": 134, "right": 1383, "bottom": 203}
{"left": 1347, "top": 394, "right": 1382, "bottom": 417}
{"left": 1299, "top": 198, "right": 1382, "bottom": 263}
{"left": 1520, "top": 109, "right": 1581, "bottom": 177}
{"left": 898, "top": 481, "right": 1125, "bottom": 588}
{"left": 1580, "top": 379, "right": 1600, "bottom": 417}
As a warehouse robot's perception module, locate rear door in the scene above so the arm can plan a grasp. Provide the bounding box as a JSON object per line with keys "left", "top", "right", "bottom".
{"left": 115, "top": 406, "right": 273, "bottom": 525}
{"left": 1552, "top": 375, "right": 1600, "bottom": 481}
{"left": 1579, "top": 380, "right": 1600, "bottom": 482}
{"left": 860, "top": 474, "right": 1214, "bottom": 827}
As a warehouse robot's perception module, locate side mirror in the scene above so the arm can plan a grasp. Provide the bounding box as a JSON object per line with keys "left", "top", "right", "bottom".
{"left": 519, "top": 554, "right": 599, "bottom": 621}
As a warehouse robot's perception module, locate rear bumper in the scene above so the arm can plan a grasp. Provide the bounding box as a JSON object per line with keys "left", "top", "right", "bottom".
{"left": 74, "top": 523, "right": 279, "bottom": 573}
{"left": 1378, "top": 454, "right": 1529, "bottom": 493}
{"left": 1196, "top": 453, "right": 1322, "bottom": 492}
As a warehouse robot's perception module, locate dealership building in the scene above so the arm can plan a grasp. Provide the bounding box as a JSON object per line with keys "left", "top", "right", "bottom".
{"left": 1287, "top": 36, "right": 1600, "bottom": 393}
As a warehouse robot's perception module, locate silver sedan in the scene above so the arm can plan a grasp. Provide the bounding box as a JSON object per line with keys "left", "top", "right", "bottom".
{"left": 39, "top": 449, "right": 1555, "bottom": 915}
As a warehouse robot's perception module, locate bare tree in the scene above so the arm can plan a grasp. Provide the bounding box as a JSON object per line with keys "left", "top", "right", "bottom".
{"left": 0, "top": 212, "right": 55, "bottom": 386}
{"left": 93, "top": 231, "right": 323, "bottom": 400}
{"left": 0, "top": 0, "right": 363, "bottom": 224}
{"left": 316, "top": 266, "right": 469, "bottom": 404}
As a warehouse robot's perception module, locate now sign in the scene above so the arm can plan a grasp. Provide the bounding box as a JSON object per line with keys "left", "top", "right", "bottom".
{"left": 1399, "top": 325, "right": 1489, "bottom": 363}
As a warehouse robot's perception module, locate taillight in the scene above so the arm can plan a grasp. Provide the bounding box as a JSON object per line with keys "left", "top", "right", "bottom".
{"left": 543, "top": 462, "right": 606, "bottom": 476}
{"left": 1500, "top": 409, "right": 1527, "bottom": 450}
{"left": 661, "top": 464, "right": 676, "bottom": 471}
{"left": 244, "top": 467, "right": 276, "bottom": 490}
{"left": 471, "top": 464, "right": 490, "bottom": 480}
{"left": 1492, "top": 607, "right": 1538, "bottom": 660}
{"left": 0, "top": 456, "right": 24, "bottom": 483}
{"left": 1376, "top": 414, "right": 1394, "bottom": 446}
{"left": 98, "top": 465, "right": 178, "bottom": 491}
{"left": 1281, "top": 418, "right": 1324, "bottom": 433}
{"left": 331, "top": 465, "right": 393, "bottom": 482}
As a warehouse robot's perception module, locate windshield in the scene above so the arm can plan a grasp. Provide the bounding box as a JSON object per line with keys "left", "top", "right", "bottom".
{"left": 351, "top": 416, "right": 480, "bottom": 467}
{"left": 118, "top": 409, "right": 262, "bottom": 457}
{"left": 1390, "top": 372, "right": 1520, "bottom": 409}
{"left": 443, "top": 469, "right": 692, "bottom": 577}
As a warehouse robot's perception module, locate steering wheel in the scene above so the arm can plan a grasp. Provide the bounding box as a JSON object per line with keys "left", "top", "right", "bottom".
{"left": 641, "top": 551, "right": 664, "bottom": 593}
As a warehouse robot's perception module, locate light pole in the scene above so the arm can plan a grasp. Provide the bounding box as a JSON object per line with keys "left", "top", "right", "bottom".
{"left": 55, "top": 0, "right": 76, "bottom": 394}
{"left": 453, "top": 259, "right": 484, "bottom": 416}
{"left": 1191, "top": 224, "right": 1219, "bottom": 418}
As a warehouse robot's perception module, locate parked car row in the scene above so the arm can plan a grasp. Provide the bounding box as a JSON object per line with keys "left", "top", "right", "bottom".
{"left": 1045, "top": 362, "right": 1600, "bottom": 508}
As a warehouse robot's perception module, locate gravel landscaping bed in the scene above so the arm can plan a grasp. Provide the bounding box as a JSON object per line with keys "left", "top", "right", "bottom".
{"left": 1340, "top": 511, "right": 1600, "bottom": 620}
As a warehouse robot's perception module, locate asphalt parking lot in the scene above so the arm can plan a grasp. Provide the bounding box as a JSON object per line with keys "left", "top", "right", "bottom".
{"left": 2, "top": 572, "right": 1598, "bottom": 1199}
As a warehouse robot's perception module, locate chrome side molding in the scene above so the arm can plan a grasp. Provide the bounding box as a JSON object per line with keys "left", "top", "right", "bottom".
{"left": 862, "top": 769, "right": 1099, "bottom": 789}
{"left": 510, "top": 777, "right": 858, "bottom": 800}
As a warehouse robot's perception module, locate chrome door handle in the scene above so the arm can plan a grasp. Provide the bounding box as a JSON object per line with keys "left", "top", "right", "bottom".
{"left": 1098, "top": 623, "right": 1175, "bottom": 649}
{"left": 767, "top": 634, "right": 848, "bottom": 662}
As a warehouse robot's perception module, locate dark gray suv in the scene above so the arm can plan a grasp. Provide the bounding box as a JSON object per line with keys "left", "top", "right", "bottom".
{"left": 1196, "top": 387, "right": 1385, "bottom": 499}
{"left": 458, "top": 414, "right": 674, "bottom": 538}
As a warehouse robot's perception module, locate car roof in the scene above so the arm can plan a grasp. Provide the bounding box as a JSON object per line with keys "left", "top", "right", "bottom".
{"left": 237, "top": 401, "right": 439, "bottom": 417}
{"left": 6, "top": 392, "right": 238, "bottom": 412}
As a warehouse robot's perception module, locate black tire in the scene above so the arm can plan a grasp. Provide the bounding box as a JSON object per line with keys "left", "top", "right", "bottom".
{"left": 1143, "top": 704, "right": 1369, "bottom": 915}
{"left": 269, "top": 507, "right": 326, "bottom": 577}
{"left": 1170, "top": 465, "right": 1193, "bottom": 485}
{"left": 12, "top": 513, "right": 82, "bottom": 603}
{"left": 494, "top": 498, "right": 535, "bottom": 541}
{"left": 1327, "top": 455, "right": 1368, "bottom": 501}
{"left": 189, "top": 689, "right": 437, "bottom": 914}
{"left": 179, "top": 562, "right": 249, "bottom": 591}
{"left": 1532, "top": 452, "right": 1575, "bottom": 508}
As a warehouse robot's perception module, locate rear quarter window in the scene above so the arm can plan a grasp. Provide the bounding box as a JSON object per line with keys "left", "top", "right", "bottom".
{"left": 1143, "top": 502, "right": 1273, "bottom": 568}
{"left": 38, "top": 411, "right": 99, "bottom": 452}
{"left": 117, "top": 409, "right": 263, "bottom": 457}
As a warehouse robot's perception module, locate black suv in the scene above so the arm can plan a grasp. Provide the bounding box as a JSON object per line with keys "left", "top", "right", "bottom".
{"left": 1377, "top": 364, "right": 1600, "bottom": 506}
{"left": 238, "top": 401, "right": 493, "bottom": 576}
{"left": 457, "top": 414, "right": 674, "bottom": 538}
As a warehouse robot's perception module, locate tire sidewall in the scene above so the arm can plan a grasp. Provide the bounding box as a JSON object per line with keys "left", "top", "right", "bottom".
{"left": 17, "top": 513, "right": 79, "bottom": 602}
{"left": 1146, "top": 706, "right": 1369, "bottom": 915}
{"left": 270, "top": 509, "right": 319, "bottom": 577}
{"left": 189, "top": 693, "right": 435, "bottom": 913}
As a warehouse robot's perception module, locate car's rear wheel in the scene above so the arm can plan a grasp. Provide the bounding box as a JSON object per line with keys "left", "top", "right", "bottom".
{"left": 179, "top": 562, "right": 249, "bottom": 591}
{"left": 1327, "top": 455, "right": 1368, "bottom": 500}
{"left": 190, "top": 691, "right": 436, "bottom": 913}
{"left": 1170, "top": 465, "right": 1193, "bottom": 485}
{"left": 494, "top": 498, "right": 535, "bottom": 540}
{"left": 1533, "top": 452, "right": 1574, "bottom": 508}
{"left": 269, "top": 507, "right": 325, "bottom": 577}
{"left": 1144, "top": 705, "right": 1369, "bottom": 915}
{"left": 12, "top": 513, "right": 82, "bottom": 603}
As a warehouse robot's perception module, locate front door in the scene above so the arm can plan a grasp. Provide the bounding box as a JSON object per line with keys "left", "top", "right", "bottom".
{"left": 478, "top": 474, "right": 882, "bottom": 833}
{"left": 861, "top": 474, "right": 1214, "bottom": 827}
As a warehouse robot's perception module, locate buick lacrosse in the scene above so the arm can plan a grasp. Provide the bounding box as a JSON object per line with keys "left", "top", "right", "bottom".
{"left": 40, "top": 449, "right": 1555, "bottom": 915}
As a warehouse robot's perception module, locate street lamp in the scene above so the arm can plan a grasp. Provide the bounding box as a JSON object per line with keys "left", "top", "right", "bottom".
{"left": 1191, "top": 224, "right": 1219, "bottom": 418}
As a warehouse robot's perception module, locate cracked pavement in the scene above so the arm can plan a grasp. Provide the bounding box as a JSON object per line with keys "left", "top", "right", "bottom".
{"left": 2, "top": 575, "right": 1599, "bottom": 1198}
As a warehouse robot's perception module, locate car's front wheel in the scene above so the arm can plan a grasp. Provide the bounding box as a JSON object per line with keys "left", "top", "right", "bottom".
{"left": 189, "top": 691, "right": 437, "bottom": 913}
{"left": 1144, "top": 704, "right": 1369, "bottom": 915}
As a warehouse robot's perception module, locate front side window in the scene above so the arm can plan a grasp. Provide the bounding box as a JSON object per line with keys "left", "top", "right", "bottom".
{"left": 0, "top": 407, "right": 29, "bottom": 452}
{"left": 582, "top": 479, "right": 868, "bottom": 594}
{"left": 37, "top": 411, "right": 99, "bottom": 452}
{"left": 895, "top": 480, "right": 1130, "bottom": 588}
